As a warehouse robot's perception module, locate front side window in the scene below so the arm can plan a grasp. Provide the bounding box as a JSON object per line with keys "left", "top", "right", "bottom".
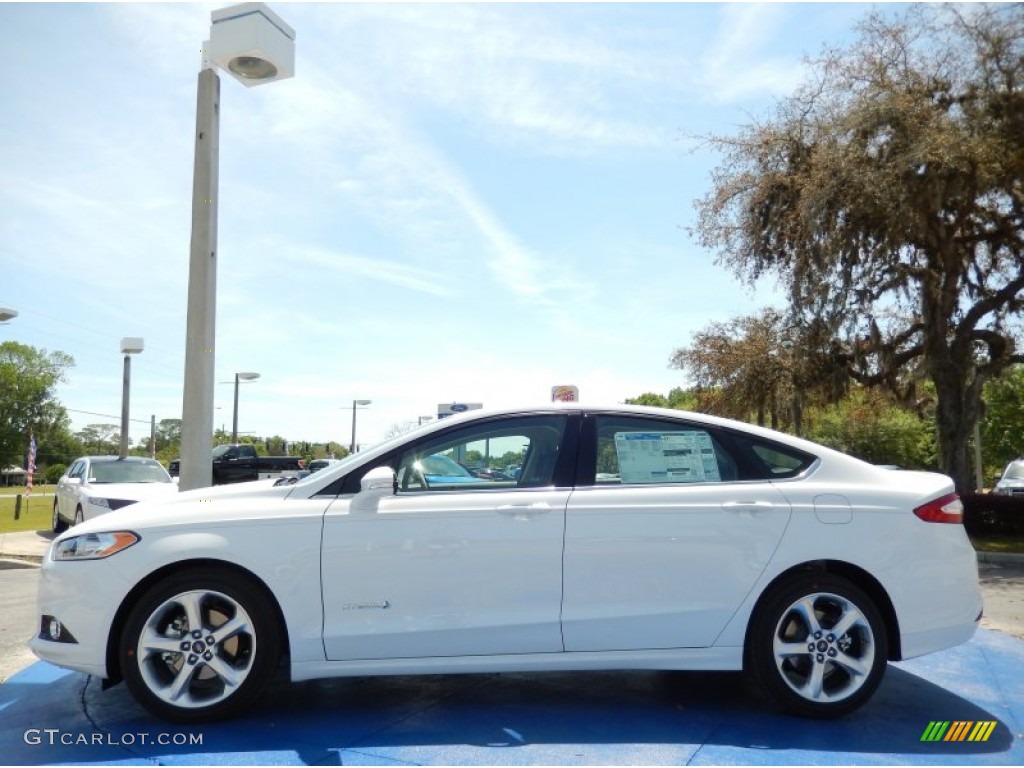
{"left": 592, "top": 416, "right": 738, "bottom": 486}
{"left": 396, "top": 415, "right": 567, "bottom": 493}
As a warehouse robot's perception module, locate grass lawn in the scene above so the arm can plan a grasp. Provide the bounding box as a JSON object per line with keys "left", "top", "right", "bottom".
{"left": 969, "top": 535, "right": 1024, "bottom": 554}
{"left": 0, "top": 486, "right": 54, "bottom": 534}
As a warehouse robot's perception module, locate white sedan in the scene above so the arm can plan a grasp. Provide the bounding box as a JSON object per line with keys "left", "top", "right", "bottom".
{"left": 31, "top": 405, "right": 982, "bottom": 722}
{"left": 52, "top": 456, "right": 178, "bottom": 532}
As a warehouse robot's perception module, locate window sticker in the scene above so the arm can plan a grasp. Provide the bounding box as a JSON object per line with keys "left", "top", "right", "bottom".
{"left": 613, "top": 431, "right": 721, "bottom": 484}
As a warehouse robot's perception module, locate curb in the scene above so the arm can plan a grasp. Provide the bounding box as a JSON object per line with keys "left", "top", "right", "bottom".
{"left": 0, "top": 556, "right": 40, "bottom": 568}
{"left": 975, "top": 550, "right": 1024, "bottom": 565}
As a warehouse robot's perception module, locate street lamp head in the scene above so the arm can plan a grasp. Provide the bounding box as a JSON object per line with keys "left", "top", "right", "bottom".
{"left": 120, "top": 337, "right": 144, "bottom": 355}
{"left": 0, "top": 308, "right": 17, "bottom": 323}
{"left": 354, "top": 399, "right": 372, "bottom": 406}
{"left": 209, "top": 3, "right": 295, "bottom": 88}
{"left": 236, "top": 371, "right": 261, "bottom": 381}
{"left": 229, "top": 56, "right": 278, "bottom": 81}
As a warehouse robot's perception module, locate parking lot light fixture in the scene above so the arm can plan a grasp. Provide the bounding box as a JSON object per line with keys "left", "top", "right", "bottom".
{"left": 232, "top": 371, "right": 261, "bottom": 443}
{"left": 0, "top": 308, "right": 17, "bottom": 323}
{"left": 119, "top": 338, "right": 144, "bottom": 459}
{"left": 351, "top": 399, "right": 371, "bottom": 453}
{"left": 179, "top": 3, "right": 294, "bottom": 492}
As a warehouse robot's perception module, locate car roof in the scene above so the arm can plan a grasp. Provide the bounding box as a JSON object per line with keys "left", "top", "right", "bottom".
{"left": 78, "top": 456, "right": 160, "bottom": 464}
{"left": 369, "top": 402, "right": 845, "bottom": 463}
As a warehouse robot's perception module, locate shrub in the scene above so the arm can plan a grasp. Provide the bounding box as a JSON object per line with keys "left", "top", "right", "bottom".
{"left": 962, "top": 493, "right": 1024, "bottom": 537}
{"left": 44, "top": 464, "right": 66, "bottom": 484}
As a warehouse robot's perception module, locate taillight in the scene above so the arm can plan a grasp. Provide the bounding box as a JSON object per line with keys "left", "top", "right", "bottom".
{"left": 913, "top": 493, "right": 964, "bottom": 524}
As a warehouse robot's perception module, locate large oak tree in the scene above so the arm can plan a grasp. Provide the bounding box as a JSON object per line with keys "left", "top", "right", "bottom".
{"left": 669, "top": 308, "right": 846, "bottom": 435}
{"left": 694, "top": 4, "right": 1024, "bottom": 492}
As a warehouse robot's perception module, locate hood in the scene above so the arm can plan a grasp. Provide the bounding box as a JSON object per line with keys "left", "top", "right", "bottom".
{"left": 61, "top": 478, "right": 302, "bottom": 540}
{"left": 84, "top": 482, "right": 178, "bottom": 501}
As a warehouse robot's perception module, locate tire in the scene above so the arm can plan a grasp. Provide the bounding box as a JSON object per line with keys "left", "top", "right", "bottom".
{"left": 748, "top": 573, "right": 888, "bottom": 718}
{"left": 74, "top": 507, "right": 84, "bottom": 526}
{"left": 52, "top": 501, "right": 68, "bottom": 534}
{"left": 119, "top": 567, "right": 281, "bottom": 723}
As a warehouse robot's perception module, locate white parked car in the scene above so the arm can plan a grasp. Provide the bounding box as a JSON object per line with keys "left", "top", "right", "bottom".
{"left": 32, "top": 405, "right": 982, "bottom": 723}
{"left": 993, "top": 459, "right": 1024, "bottom": 497}
{"left": 52, "top": 456, "right": 177, "bottom": 532}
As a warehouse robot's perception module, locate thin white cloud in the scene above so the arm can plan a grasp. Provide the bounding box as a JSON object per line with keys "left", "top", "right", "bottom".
{"left": 697, "top": 3, "right": 810, "bottom": 103}
{"left": 286, "top": 246, "right": 453, "bottom": 298}
{"left": 304, "top": 3, "right": 669, "bottom": 151}
{"left": 261, "top": 58, "right": 599, "bottom": 321}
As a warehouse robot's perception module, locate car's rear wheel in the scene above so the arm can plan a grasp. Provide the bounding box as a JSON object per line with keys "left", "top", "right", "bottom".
{"left": 748, "top": 573, "right": 887, "bottom": 718}
{"left": 119, "top": 568, "right": 280, "bottom": 723}
{"left": 52, "top": 500, "right": 68, "bottom": 534}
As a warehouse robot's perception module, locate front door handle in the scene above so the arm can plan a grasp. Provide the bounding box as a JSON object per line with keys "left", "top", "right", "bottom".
{"left": 497, "top": 502, "right": 552, "bottom": 516}
{"left": 721, "top": 500, "right": 775, "bottom": 512}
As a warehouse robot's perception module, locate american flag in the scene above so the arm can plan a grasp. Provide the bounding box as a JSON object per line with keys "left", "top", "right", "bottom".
{"left": 26, "top": 433, "right": 36, "bottom": 497}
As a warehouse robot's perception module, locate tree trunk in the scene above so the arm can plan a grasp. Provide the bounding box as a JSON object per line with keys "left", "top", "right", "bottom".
{"left": 931, "top": 367, "right": 980, "bottom": 495}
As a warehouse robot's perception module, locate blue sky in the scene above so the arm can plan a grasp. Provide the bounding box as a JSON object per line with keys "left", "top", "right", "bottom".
{"left": 1, "top": 1, "right": 882, "bottom": 449}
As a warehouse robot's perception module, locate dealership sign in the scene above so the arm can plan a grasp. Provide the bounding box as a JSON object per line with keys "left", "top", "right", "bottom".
{"left": 551, "top": 385, "right": 579, "bottom": 402}
{"left": 437, "top": 402, "right": 483, "bottom": 419}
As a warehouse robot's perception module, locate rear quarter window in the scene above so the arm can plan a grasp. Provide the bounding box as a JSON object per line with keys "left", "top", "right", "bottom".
{"left": 729, "top": 433, "right": 817, "bottom": 479}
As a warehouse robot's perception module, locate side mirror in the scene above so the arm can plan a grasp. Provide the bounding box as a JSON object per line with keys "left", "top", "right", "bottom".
{"left": 361, "top": 466, "right": 397, "bottom": 494}
{"left": 351, "top": 466, "right": 396, "bottom": 514}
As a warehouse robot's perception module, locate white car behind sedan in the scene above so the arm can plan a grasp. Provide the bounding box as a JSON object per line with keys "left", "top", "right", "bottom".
{"left": 32, "top": 405, "right": 982, "bottom": 723}
{"left": 53, "top": 456, "right": 178, "bottom": 532}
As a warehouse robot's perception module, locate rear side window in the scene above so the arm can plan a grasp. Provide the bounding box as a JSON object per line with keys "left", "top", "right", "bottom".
{"left": 590, "top": 416, "right": 740, "bottom": 486}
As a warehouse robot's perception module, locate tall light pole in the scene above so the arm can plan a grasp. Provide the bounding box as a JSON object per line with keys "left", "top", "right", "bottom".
{"left": 119, "top": 338, "right": 144, "bottom": 459}
{"left": 178, "top": 3, "right": 295, "bottom": 491}
{"left": 350, "top": 399, "right": 371, "bottom": 453}
{"left": 232, "top": 371, "right": 260, "bottom": 443}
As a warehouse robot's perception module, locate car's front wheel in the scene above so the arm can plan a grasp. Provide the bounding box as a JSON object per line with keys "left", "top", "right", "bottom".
{"left": 119, "top": 568, "right": 281, "bottom": 723}
{"left": 748, "top": 573, "right": 888, "bottom": 718}
{"left": 52, "top": 500, "right": 68, "bottom": 534}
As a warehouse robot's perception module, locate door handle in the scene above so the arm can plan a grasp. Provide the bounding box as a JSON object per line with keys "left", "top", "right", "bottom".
{"left": 721, "top": 500, "right": 774, "bottom": 512}
{"left": 497, "top": 502, "right": 552, "bottom": 515}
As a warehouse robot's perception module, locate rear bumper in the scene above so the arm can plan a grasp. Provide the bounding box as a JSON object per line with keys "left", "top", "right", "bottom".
{"left": 900, "top": 602, "right": 982, "bottom": 660}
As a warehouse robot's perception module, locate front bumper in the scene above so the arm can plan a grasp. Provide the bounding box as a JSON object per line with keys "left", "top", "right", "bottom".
{"left": 28, "top": 550, "right": 134, "bottom": 679}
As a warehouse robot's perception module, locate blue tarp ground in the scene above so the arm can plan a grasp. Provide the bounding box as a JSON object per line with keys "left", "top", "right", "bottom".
{"left": 1, "top": 628, "right": 1020, "bottom": 766}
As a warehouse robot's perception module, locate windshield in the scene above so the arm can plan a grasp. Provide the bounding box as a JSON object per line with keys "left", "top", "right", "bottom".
{"left": 212, "top": 445, "right": 235, "bottom": 458}
{"left": 89, "top": 461, "right": 171, "bottom": 484}
{"left": 1003, "top": 461, "right": 1024, "bottom": 481}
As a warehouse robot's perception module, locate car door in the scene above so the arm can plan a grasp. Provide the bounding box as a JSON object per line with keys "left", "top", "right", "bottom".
{"left": 561, "top": 413, "right": 795, "bottom": 651}
{"left": 57, "top": 460, "right": 84, "bottom": 519}
{"left": 321, "top": 413, "right": 577, "bottom": 661}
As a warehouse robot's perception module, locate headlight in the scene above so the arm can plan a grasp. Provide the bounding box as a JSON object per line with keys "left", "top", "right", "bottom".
{"left": 88, "top": 497, "right": 111, "bottom": 508}
{"left": 53, "top": 532, "right": 139, "bottom": 561}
